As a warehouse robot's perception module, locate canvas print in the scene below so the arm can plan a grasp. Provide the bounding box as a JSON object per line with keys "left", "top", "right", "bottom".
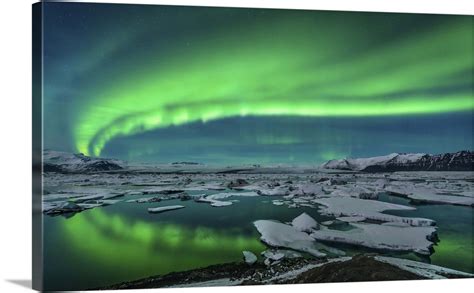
{"left": 32, "top": 2, "right": 474, "bottom": 291}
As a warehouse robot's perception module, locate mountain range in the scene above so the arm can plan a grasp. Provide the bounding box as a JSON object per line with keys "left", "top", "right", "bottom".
{"left": 321, "top": 151, "right": 473, "bottom": 172}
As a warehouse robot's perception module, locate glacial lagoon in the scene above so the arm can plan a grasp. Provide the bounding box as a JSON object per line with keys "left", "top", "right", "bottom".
{"left": 43, "top": 181, "right": 473, "bottom": 290}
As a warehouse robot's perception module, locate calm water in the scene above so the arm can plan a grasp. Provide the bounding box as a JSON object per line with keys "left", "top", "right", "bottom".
{"left": 43, "top": 192, "right": 473, "bottom": 290}
{"left": 378, "top": 193, "right": 474, "bottom": 273}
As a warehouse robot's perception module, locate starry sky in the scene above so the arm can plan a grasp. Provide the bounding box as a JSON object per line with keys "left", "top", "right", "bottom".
{"left": 41, "top": 3, "right": 473, "bottom": 164}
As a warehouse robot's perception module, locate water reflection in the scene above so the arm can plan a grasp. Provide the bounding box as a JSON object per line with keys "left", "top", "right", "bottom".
{"left": 43, "top": 195, "right": 473, "bottom": 290}
{"left": 62, "top": 208, "right": 265, "bottom": 278}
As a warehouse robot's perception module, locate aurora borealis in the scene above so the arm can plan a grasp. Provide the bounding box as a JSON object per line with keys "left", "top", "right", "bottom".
{"left": 42, "top": 3, "right": 473, "bottom": 163}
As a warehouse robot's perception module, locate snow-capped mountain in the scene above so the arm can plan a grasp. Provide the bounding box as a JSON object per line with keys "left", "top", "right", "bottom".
{"left": 43, "top": 150, "right": 124, "bottom": 173}
{"left": 321, "top": 151, "right": 473, "bottom": 172}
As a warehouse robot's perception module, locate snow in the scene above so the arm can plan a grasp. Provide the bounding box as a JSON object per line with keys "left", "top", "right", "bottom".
{"left": 148, "top": 205, "right": 185, "bottom": 213}
{"left": 393, "top": 153, "right": 426, "bottom": 164}
{"left": 310, "top": 222, "right": 437, "bottom": 255}
{"left": 321, "top": 153, "right": 428, "bottom": 171}
{"left": 242, "top": 251, "right": 257, "bottom": 265}
{"left": 322, "top": 153, "right": 399, "bottom": 171}
{"left": 311, "top": 197, "right": 435, "bottom": 227}
{"left": 43, "top": 150, "right": 123, "bottom": 172}
{"left": 349, "top": 153, "right": 400, "bottom": 170}
{"left": 374, "top": 256, "right": 473, "bottom": 278}
{"left": 291, "top": 213, "right": 319, "bottom": 232}
{"left": 253, "top": 220, "right": 326, "bottom": 257}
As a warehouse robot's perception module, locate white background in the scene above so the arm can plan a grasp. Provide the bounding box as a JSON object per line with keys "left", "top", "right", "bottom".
{"left": 0, "top": 0, "right": 472, "bottom": 292}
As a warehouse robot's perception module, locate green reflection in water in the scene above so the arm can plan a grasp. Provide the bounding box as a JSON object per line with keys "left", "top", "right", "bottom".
{"left": 431, "top": 233, "right": 474, "bottom": 274}
{"left": 61, "top": 208, "right": 265, "bottom": 286}
{"left": 43, "top": 194, "right": 473, "bottom": 290}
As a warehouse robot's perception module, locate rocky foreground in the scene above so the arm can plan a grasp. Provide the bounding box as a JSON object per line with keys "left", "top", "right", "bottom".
{"left": 99, "top": 254, "right": 472, "bottom": 290}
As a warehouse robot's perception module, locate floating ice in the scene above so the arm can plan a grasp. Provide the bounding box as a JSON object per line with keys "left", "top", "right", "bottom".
{"left": 385, "top": 184, "right": 474, "bottom": 207}
{"left": 253, "top": 220, "right": 326, "bottom": 257}
{"left": 310, "top": 222, "right": 437, "bottom": 255}
{"left": 148, "top": 205, "right": 185, "bottom": 213}
{"left": 336, "top": 216, "right": 366, "bottom": 223}
{"left": 311, "top": 197, "right": 435, "bottom": 227}
{"left": 195, "top": 196, "right": 233, "bottom": 207}
{"left": 242, "top": 251, "right": 258, "bottom": 265}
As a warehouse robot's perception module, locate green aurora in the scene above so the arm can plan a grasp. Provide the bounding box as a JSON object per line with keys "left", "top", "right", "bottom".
{"left": 41, "top": 4, "right": 473, "bottom": 162}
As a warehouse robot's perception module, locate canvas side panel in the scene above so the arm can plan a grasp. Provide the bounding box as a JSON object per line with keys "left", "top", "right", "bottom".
{"left": 32, "top": 2, "right": 43, "bottom": 291}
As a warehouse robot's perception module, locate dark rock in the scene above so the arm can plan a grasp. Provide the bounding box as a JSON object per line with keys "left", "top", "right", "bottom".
{"left": 159, "top": 190, "right": 184, "bottom": 195}
{"left": 43, "top": 163, "right": 64, "bottom": 173}
{"left": 178, "top": 193, "right": 192, "bottom": 201}
{"left": 329, "top": 178, "right": 347, "bottom": 185}
{"left": 288, "top": 255, "right": 425, "bottom": 283}
{"left": 228, "top": 179, "right": 249, "bottom": 188}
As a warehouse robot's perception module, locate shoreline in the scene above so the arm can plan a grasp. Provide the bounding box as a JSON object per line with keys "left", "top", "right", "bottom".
{"left": 97, "top": 254, "right": 472, "bottom": 290}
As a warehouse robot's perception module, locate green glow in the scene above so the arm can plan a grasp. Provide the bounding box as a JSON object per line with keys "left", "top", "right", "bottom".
{"left": 61, "top": 209, "right": 265, "bottom": 282}
{"left": 431, "top": 232, "right": 474, "bottom": 274}
{"left": 71, "top": 15, "right": 473, "bottom": 156}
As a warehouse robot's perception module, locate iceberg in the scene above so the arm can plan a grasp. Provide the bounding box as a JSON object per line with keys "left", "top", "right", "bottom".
{"left": 291, "top": 213, "right": 319, "bottom": 232}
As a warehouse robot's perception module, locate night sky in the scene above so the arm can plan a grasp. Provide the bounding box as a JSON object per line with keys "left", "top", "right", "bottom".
{"left": 41, "top": 3, "right": 473, "bottom": 164}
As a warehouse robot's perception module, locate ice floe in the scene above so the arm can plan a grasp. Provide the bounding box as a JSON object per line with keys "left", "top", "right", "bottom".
{"left": 311, "top": 197, "right": 435, "bottom": 227}
{"left": 271, "top": 200, "right": 285, "bottom": 206}
{"left": 310, "top": 222, "right": 437, "bottom": 255}
{"left": 385, "top": 183, "right": 474, "bottom": 207}
{"left": 254, "top": 220, "right": 326, "bottom": 257}
{"left": 205, "top": 191, "right": 259, "bottom": 200}
{"left": 148, "top": 205, "right": 185, "bottom": 213}
{"left": 195, "top": 196, "right": 233, "bottom": 207}
{"left": 336, "top": 216, "right": 366, "bottom": 223}
{"left": 242, "top": 251, "right": 258, "bottom": 265}
{"left": 126, "top": 197, "right": 161, "bottom": 203}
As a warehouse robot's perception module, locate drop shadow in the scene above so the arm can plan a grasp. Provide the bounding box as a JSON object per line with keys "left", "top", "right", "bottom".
{"left": 6, "top": 279, "right": 31, "bottom": 289}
